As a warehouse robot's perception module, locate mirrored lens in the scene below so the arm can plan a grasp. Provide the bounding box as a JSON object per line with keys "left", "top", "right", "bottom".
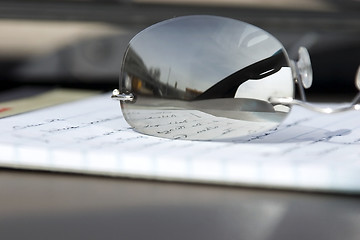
{"left": 119, "top": 15, "right": 294, "bottom": 140}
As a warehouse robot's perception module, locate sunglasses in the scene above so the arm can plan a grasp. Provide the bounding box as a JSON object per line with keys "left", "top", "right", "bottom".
{"left": 112, "top": 15, "right": 360, "bottom": 141}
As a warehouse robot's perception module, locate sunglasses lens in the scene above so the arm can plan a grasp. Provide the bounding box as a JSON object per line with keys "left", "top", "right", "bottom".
{"left": 119, "top": 16, "right": 294, "bottom": 140}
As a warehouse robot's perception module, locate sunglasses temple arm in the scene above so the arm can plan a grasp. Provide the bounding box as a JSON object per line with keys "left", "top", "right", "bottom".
{"left": 269, "top": 97, "right": 360, "bottom": 114}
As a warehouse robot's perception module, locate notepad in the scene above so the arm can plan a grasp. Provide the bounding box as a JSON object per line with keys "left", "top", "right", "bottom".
{"left": 1, "top": 93, "right": 360, "bottom": 193}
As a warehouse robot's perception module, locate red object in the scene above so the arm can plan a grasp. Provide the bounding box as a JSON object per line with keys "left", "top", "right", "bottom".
{"left": 0, "top": 107, "right": 12, "bottom": 113}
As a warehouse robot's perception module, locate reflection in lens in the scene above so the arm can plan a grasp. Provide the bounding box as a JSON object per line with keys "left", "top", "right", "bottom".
{"left": 119, "top": 15, "right": 294, "bottom": 140}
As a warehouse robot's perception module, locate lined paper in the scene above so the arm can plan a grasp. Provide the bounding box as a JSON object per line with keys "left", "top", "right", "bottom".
{"left": 1, "top": 93, "right": 360, "bottom": 192}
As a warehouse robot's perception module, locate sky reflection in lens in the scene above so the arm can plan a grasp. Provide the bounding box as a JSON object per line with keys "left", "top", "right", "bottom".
{"left": 125, "top": 15, "right": 286, "bottom": 94}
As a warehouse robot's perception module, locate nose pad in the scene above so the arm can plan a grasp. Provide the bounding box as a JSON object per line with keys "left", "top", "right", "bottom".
{"left": 294, "top": 47, "right": 313, "bottom": 89}
{"left": 352, "top": 66, "right": 360, "bottom": 106}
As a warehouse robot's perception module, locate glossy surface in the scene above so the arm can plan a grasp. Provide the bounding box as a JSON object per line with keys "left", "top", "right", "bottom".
{"left": 119, "top": 16, "right": 294, "bottom": 140}
{"left": 3, "top": 170, "right": 360, "bottom": 240}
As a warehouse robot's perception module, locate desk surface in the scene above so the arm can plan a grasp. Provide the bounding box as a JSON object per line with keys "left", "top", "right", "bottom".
{"left": 0, "top": 2, "right": 359, "bottom": 239}
{"left": 0, "top": 169, "right": 359, "bottom": 240}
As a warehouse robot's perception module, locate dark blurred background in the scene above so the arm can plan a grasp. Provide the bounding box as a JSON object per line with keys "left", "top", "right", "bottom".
{"left": 0, "top": 0, "right": 359, "bottom": 101}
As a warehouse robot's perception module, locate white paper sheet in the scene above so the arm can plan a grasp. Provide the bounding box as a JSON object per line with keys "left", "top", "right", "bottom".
{"left": 1, "top": 93, "right": 360, "bottom": 192}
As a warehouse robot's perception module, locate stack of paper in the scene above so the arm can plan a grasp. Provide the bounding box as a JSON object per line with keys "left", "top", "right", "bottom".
{"left": 1, "top": 93, "right": 359, "bottom": 193}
